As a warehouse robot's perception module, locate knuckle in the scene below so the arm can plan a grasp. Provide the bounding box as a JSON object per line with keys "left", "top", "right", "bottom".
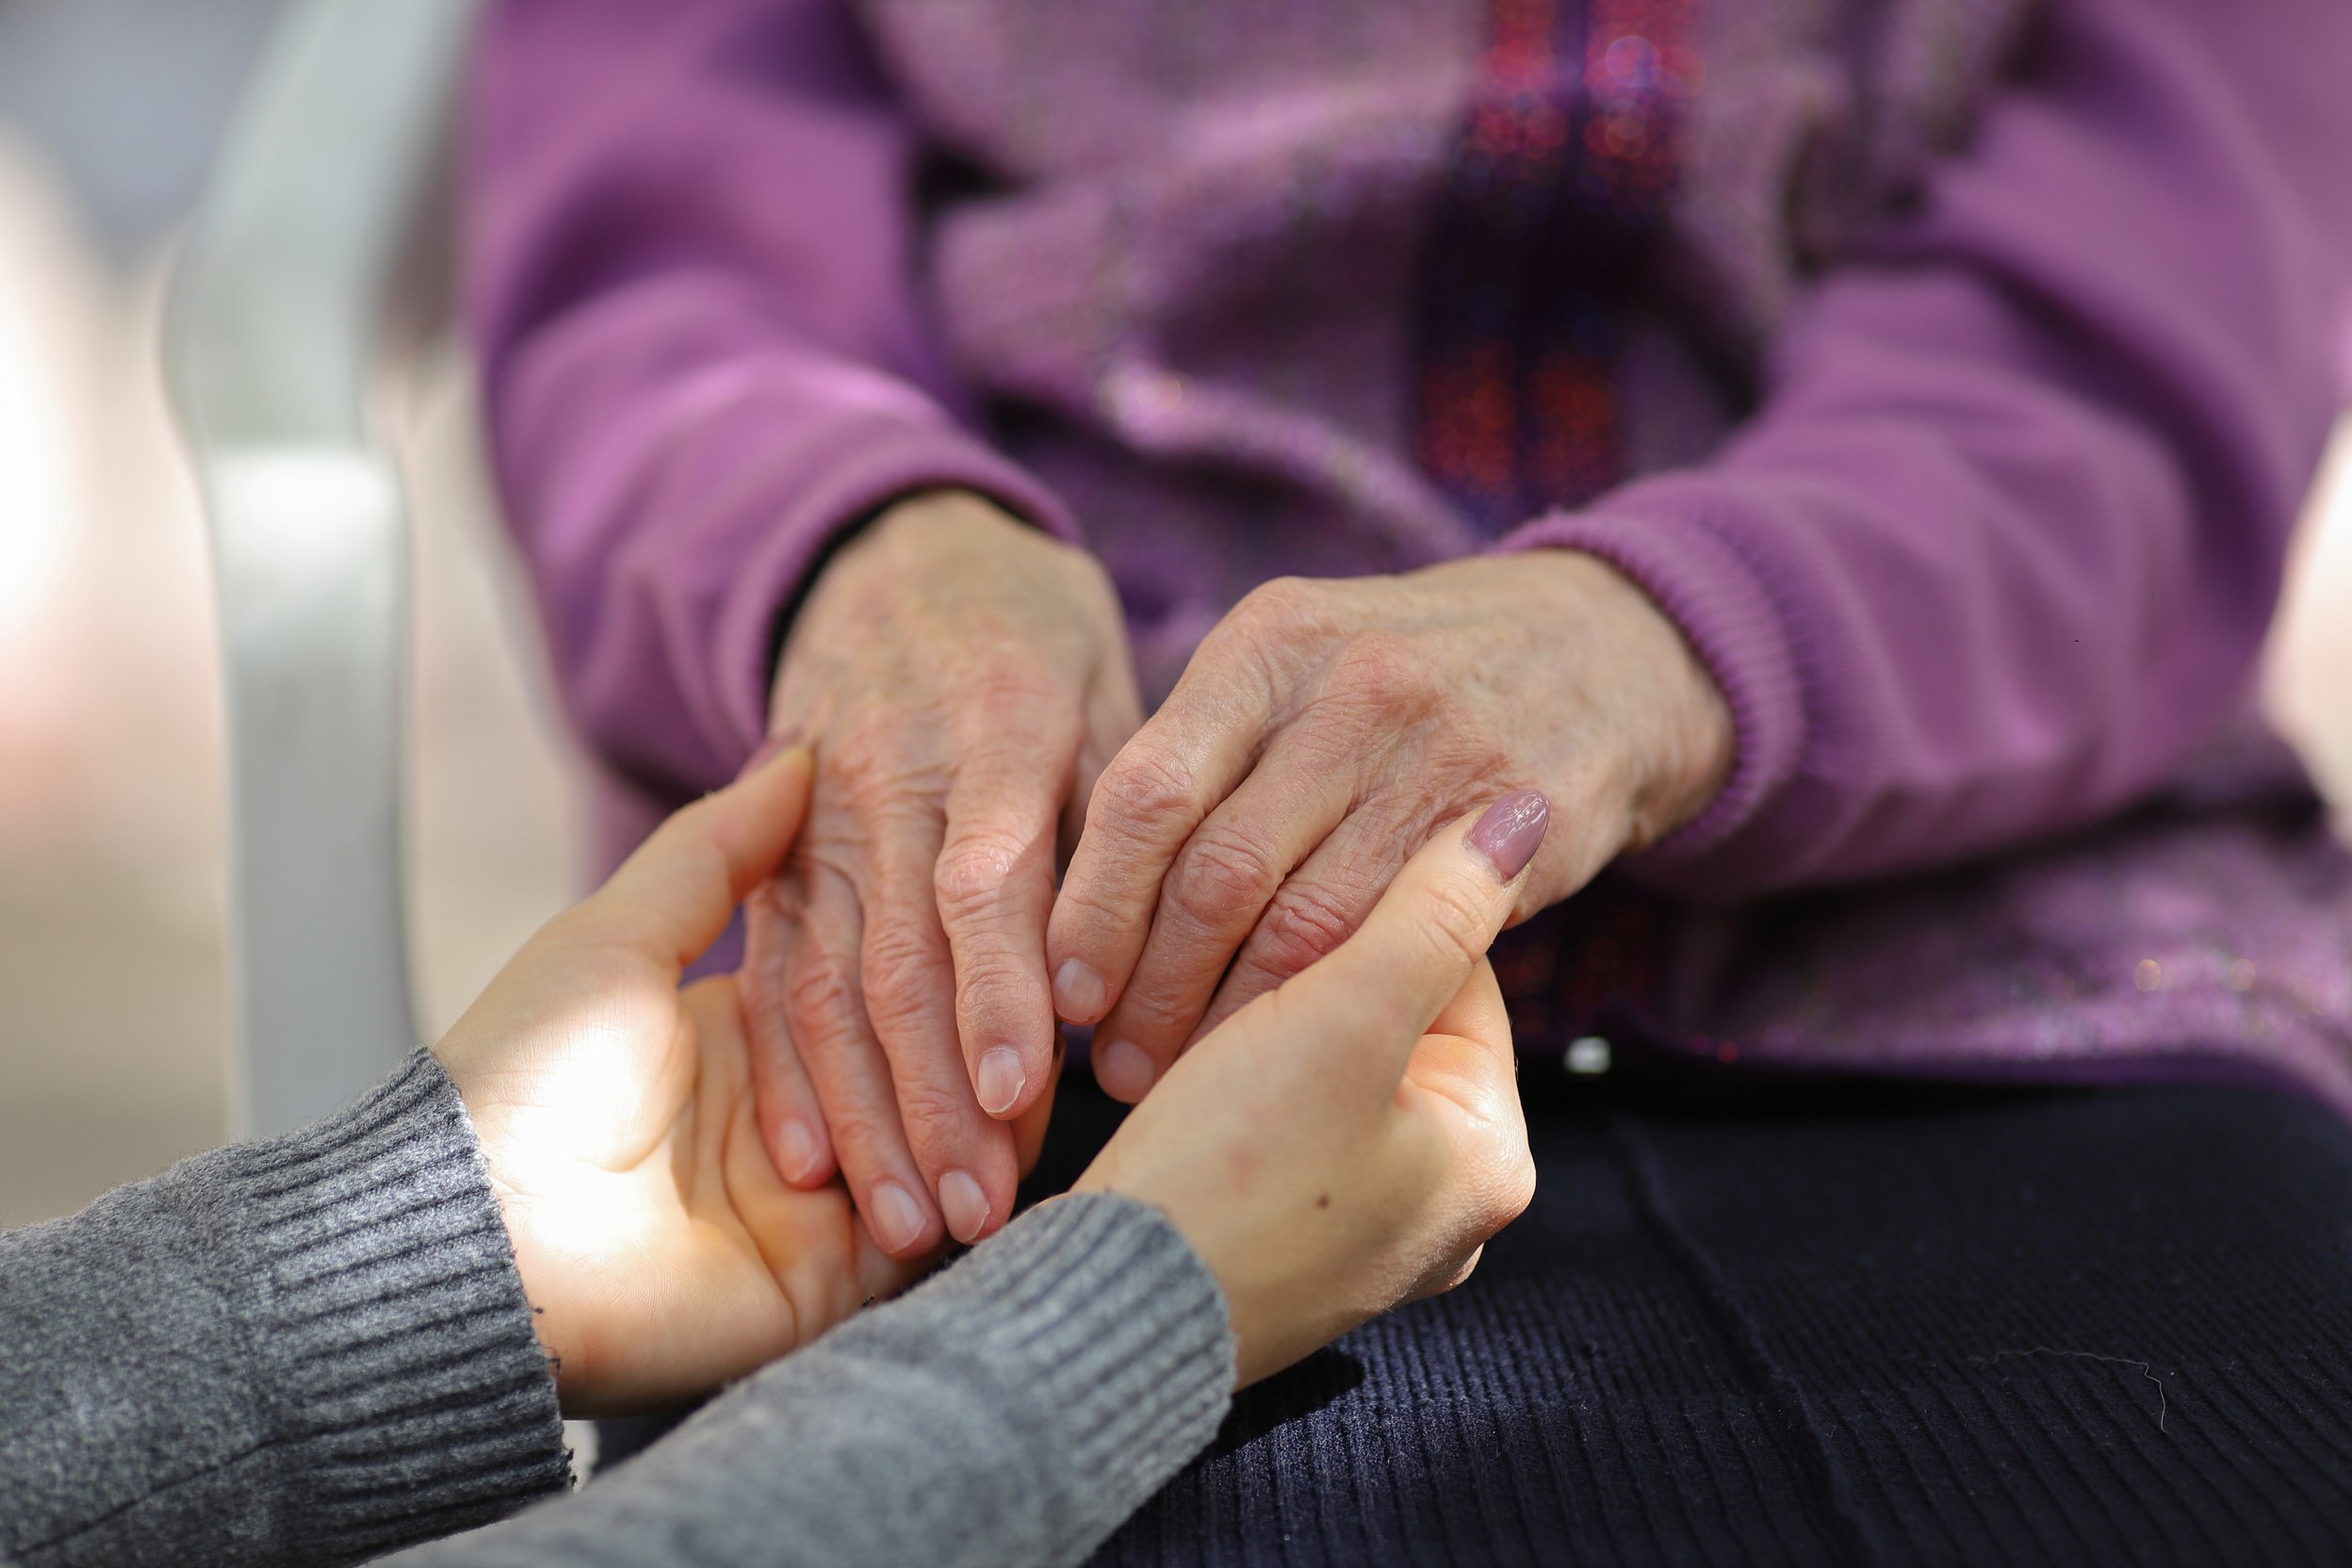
{"left": 1475, "top": 1140, "right": 1538, "bottom": 1233}
{"left": 1252, "top": 880, "right": 1366, "bottom": 980}
{"left": 858, "top": 894, "right": 933, "bottom": 965}
{"left": 1501, "top": 1152, "right": 1538, "bottom": 1224}
{"left": 825, "top": 720, "right": 906, "bottom": 793}
{"left": 827, "top": 710, "right": 895, "bottom": 766}
{"left": 1203, "top": 579, "right": 1319, "bottom": 672}
{"left": 1166, "top": 824, "right": 1282, "bottom": 930}
{"left": 1413, "top": 877, "right": 1497, "bottom": 974}
{"left": 962, "top": 660, "right": 1060, "bottom": 723}
{"left": 858, "top": 927, "right": 939, "bottom": 1021}
{"left": 934, "top": 829, "right": 1032, "bottom": 923}
{"left": 1091, "top": 750, "right": 1198, "bottom": 837}
{"left": 1233, "top": 575, "right": 1321, "bottom": 629}
{"left": 818, "top": 1101, "right": 908, "bottom": 1168}
{"left": 783, "top": 948, "right": 863, "bottom": 1040}
{"left": 1282, "top": 714, "right": 1374, "bottom": 774}
{"left": 1045, "top": 875, "right": 1132, "bottom": 939}
{"left": 1329, "top": 631, "right": 1436, "bottom": 711}
{"left": 953, "top": 951, "right": 1035, "bottom": 1012}
{"left": 891, "top": 1077, "right": 975, "bottom": 1152}
{"left": 1111, "top": 978, "right": 1199, "bottom": 1041}
{"left": 1422, "top": 729, "right": 1518, "bottom": 791}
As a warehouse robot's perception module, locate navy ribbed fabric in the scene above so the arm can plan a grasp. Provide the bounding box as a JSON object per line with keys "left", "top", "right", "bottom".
{"left": 1037, "top": 1053, "right": 2352, "bottom": 1568}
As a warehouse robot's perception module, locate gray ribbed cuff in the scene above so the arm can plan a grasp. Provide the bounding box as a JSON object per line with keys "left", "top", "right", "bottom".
{"left": 936, "top": 1194, "right": 1233, "bottom": 1485}
{"left": 358, "top": 1192, "right": 1230, "bottom": 1567}
{"left": 832, "top": 1192, "right": 1236, "bottom": 1564}
{"left": 192, "top": 1052, "right": 571, "bottom": 1560}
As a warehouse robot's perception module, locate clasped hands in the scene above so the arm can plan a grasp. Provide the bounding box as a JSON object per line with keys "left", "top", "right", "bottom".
{"left": 433, "top": 488, "right": 1729, "bottom": 1414}
{"left": 745, "top": 490, "right": 1730, "bottom": 1251}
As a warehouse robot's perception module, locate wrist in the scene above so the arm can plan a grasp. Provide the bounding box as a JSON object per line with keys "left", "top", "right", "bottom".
{"left": 837, "top": 487, "right": 1018, "bottom": 571}
{"left": 230, "top": 1056, "right": 570, "bottom": 1530}
{"left": 1580, "top": 552, "right": 1735, "bottom": 850}
{"left": 767, "top": 488, "right": 1037, "bottom": 727}
{"left": 1476, "top": 547, "right": 1733, "bottom": 853}
{"left": 430, "top": 1074, "right": 580, "bottom": 1403}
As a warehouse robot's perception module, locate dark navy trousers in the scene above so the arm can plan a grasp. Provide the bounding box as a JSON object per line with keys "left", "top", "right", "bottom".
{"left": 1053, "top": 1052, "right": 2352, "bottom": 1567}
{"left": 606, "top": 1049, "right": 2352, "bottom": 1566}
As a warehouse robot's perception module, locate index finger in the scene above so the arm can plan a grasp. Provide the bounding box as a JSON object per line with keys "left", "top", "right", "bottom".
{"left": 1046, "top": 650, "right": 1271, "bottom": 1026}
{"left": 1273, "top": 790, "right": 1549, "bottom": 1092}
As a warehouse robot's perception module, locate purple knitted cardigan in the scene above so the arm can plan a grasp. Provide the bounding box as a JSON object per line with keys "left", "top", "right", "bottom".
{"left": 464, "top": 0, "right": 2352, "bottom": 1107}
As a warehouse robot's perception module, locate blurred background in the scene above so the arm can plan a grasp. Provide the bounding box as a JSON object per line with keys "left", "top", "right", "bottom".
{"left": 0, "top": 0, "right": 581, "bottom": 1227}
{"left": 0, "top": 0, "right": 2345, "bottom": 1230}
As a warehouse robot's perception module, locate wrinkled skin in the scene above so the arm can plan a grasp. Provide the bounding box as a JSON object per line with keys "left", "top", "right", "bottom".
{"left": 437, "top": 751, "right": 992, "bottom": 1414}
{"left": 434, "top": 745, "right": 1532, "bottom": 1414}
{"left": 1048, "top": 550, "right": 1732, "bottom": 1101}
{"left": 746, "top": 491, "right": 1140, "bottom": 1254}
{"left": 747, "top": 489, "right": 1730, "bottom": 1258}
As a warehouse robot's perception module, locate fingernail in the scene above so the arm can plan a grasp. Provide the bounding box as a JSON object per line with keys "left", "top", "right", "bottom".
{"left": 776, "top": 1119, "right": 822, "bottom": 1183}
{"left": 1468, "top": 790, "right": 1551, "bottom": 882}
{"left": 975, "top": 1047, "right": 1026, "bottom": 1116}
{"left": 939, "top": 1170, "right": 990, "bottom": 1244}
{"left": 870, "top": 1181, "right": 927, "bottom": 1253}
{"left": 1094, "top": 1038, "right": 1156, "bottom": 1102}
{"left": 1053, "top": 958, "right": 1107, "bottom": 1021}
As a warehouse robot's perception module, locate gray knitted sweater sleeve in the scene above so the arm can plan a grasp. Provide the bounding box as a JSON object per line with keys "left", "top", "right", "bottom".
{"left": 0, "top": 1053, "right": 572, "bottom": 1567}
{"left": 0, "top": 1052, "right": 1234, "bottom": 1568}
{"left": 389, "top": 1187, "right": 1235, "bottom": 1568}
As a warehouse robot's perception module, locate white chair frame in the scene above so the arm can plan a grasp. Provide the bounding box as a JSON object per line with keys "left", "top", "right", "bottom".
{"left": 166, "top": 0, "right": 475, "bottom": 1137}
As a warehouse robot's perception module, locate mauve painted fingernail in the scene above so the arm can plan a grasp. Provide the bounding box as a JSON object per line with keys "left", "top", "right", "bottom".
{"left": 1094, "top": 1038, "right": 1156, "bottom": 1102}
{"left": 776, "top": 1119, "right": 821, "bottom": 1183}
{"left": 1467, "top": 790, "right": 1551, "bottom": 882}
{"left": 870, "top": 1181, "right": 927, "bottom": 1253}
{"left": 975, "top": 1047, "right": 1026, "bottom": 1116}
{"left": 1052, "top": 958, "right": 1106, "bottom": 1021}
{"left": 939, "top": 1170, "right": 990, "bottom": 1244}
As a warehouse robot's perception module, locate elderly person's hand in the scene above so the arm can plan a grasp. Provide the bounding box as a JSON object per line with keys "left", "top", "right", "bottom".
{"left": 1077, "top": 790, "right": 1546, "bottom": 1383}
{"left": 435, "top": 745, "right": 1047, "bottom": 1415}
{"left": 1048, "top": 551, "right": 1732, "bottom": 1100}
{"left": 744, "top": 490, "right": 1141, "bottom": 1254}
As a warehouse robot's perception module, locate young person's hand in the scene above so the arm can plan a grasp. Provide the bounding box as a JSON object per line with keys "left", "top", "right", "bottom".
{"left": 1075, "top": 790, "right": 1549, "bottom": 1384}
{"left": 1048, "top": 551, "right": 1731, "bottom": 1101}
{"left": 746, "top": 490, "right": 1140, "bottom": 1256}
{"left": 435, "top": 746, "right": 1046, "bottom": 1415}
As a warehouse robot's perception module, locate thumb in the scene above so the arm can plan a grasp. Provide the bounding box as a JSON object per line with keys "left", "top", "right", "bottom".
{"left": 1272, "top": 790, "right": 1548, "bottom": 1098}
{"left": 578, "top": 743, "right": 817, "bottom": 971}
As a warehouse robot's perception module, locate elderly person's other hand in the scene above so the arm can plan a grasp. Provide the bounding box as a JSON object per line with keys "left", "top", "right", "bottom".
{"left": 743, "top": 490, "right": 1141, "bottom": 1255}
{"left": 1049, "top": 552, "right": 1732, "bottom": 1101}
{"left": 434, "top": 745, "right": 1046, "bottom": 1415}
{"left": 1078, "top": 791, "right": 1546, "bottom": 1383}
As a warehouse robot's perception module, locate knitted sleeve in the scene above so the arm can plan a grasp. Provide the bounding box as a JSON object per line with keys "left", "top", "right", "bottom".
{"left": 464, "top": 0, "right": 1078, "bottom": 799}
{"left": 0, "top": 1054, "right": 570, "bottom": 1567}
{"left": 1508, "top": 0, "right": 2352, "bottom": 893}
{"left": 384, "top": 1194, "right": 1234, "bottom": 1568}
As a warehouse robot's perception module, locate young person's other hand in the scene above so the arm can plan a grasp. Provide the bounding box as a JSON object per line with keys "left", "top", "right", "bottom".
{"left": 1075, "top": 791, "right": 1548, "bottom": 1384}
{"left": 435, "top": 746, "right": 1046, "bottom": 1414}
{"left": 745, "top": 490, "right": 1140, "bottom": 1255}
